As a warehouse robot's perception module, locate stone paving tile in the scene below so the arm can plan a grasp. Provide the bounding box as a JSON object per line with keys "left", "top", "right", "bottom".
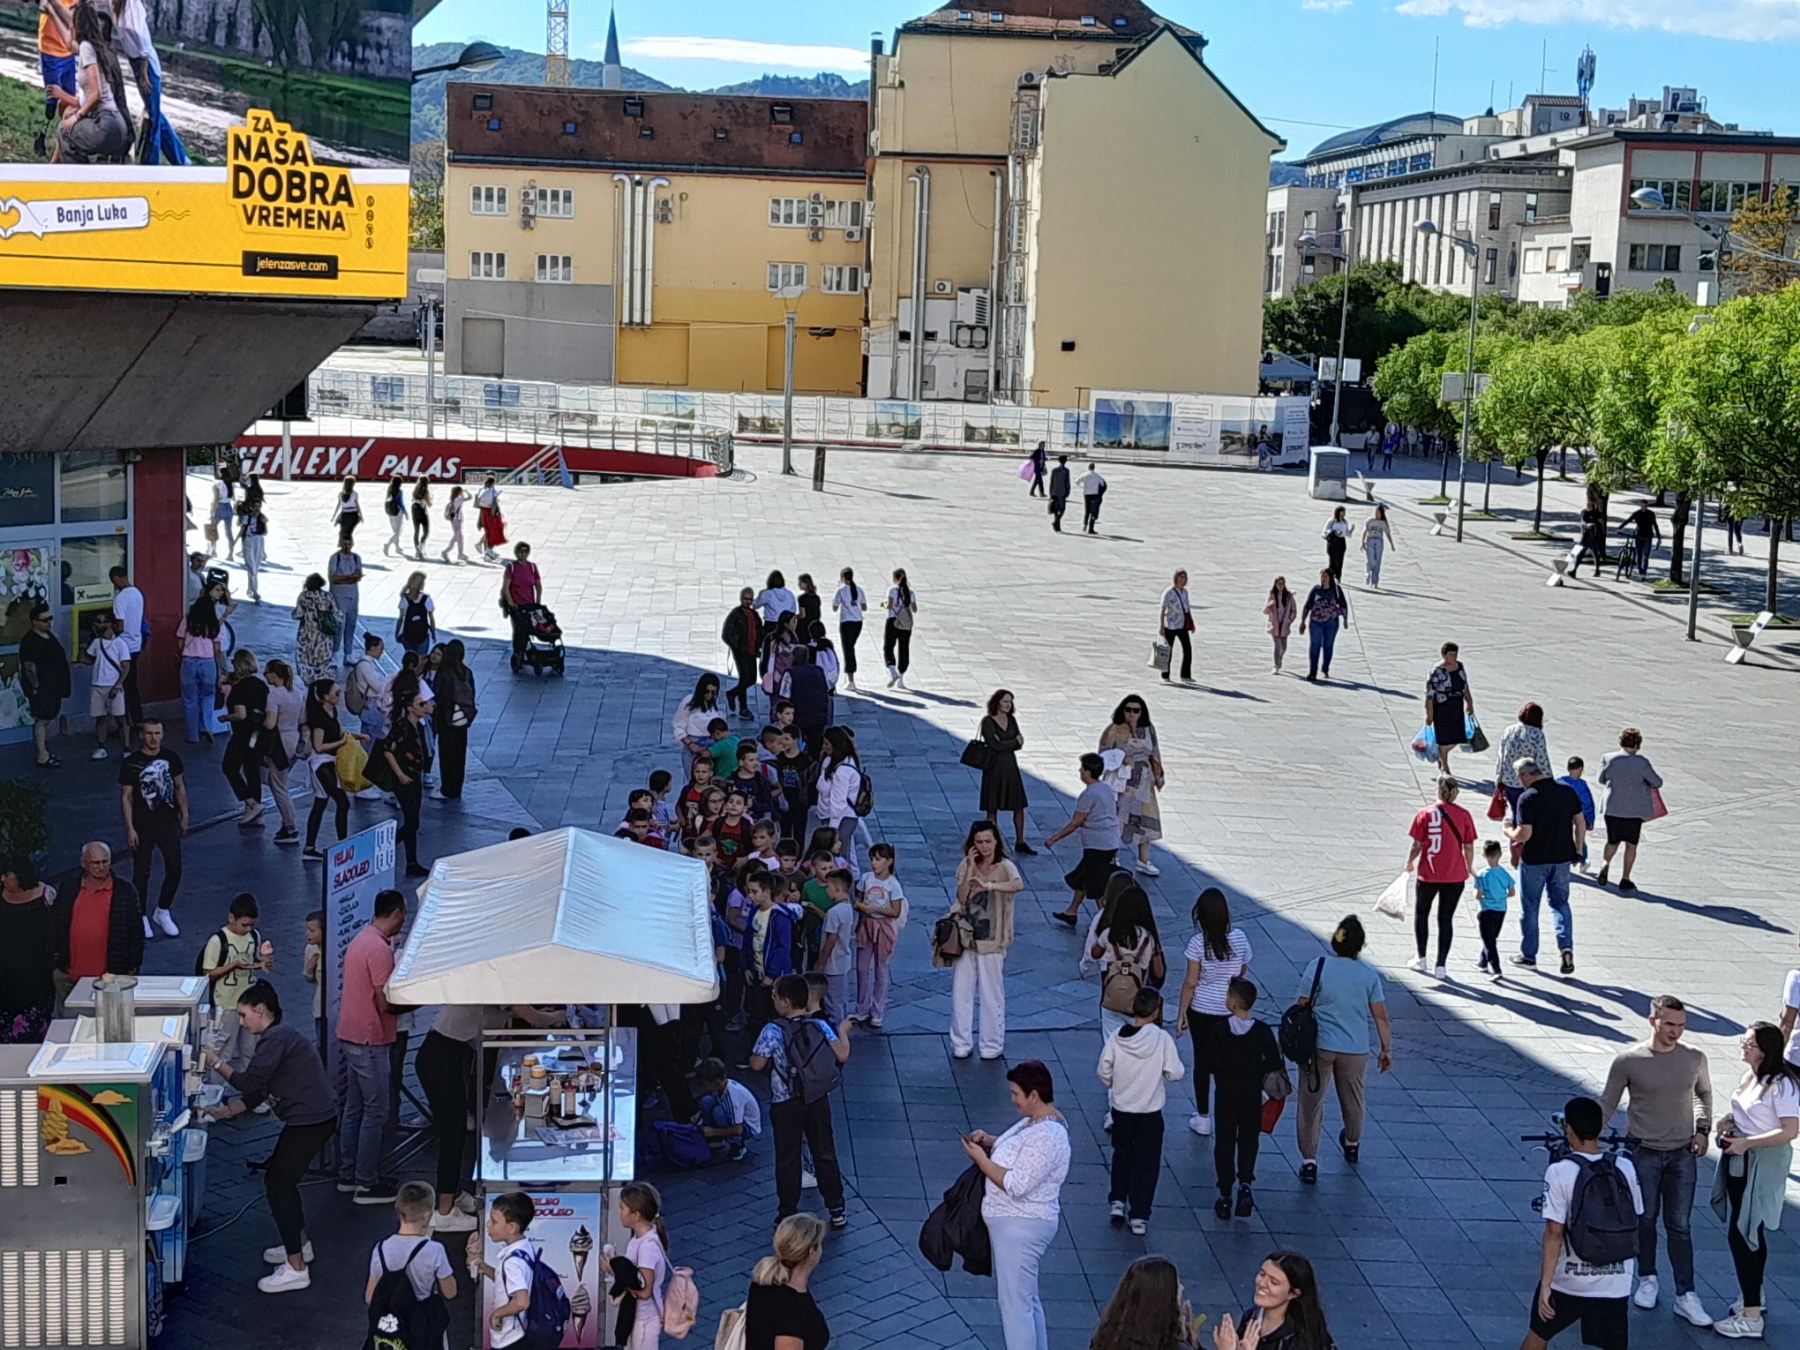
{"left": 6, "top": 450, "right": 1799, "bottom": 1349}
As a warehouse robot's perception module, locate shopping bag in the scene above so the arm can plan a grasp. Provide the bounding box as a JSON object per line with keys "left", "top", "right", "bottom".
{"left": 1648, "top": 787, "right": 1668, "bottom": 820}
{"left": 1148, "top": 639, "right": 1172, "bottom": 673}
{"left": 1372, "top": 872, "right": 1409, "bottom": 921}
{"left": 1410, "top": 725, "right": 1438, "bottom": 763}
{"left": 1487, "top": 785, "right": 1507, "bottom": 821}
{"left": 336, "top": 738, "right": 371, "bottom": 792}
{"left": 1465, "top": 715, "right": 1490, "bottom": 754}
{"left": 1260, "top": 1096, "right": 1287, "bottom": 1135}
{"left": 1015, "top": 459, "right": 1036, "bottom": 481}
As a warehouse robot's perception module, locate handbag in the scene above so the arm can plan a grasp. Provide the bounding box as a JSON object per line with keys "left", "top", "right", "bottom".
{"left": 1148, "top": 639, "right": 1171, "bottom": 673}
{"left": 959, "top": 739, "right": 995, "bottom": 771}
{"left": 1260, "top": 1096, "right": 1288, "bottom": 1134}
{"left": 1487, "top": 784, "right": 1507, "bottom": 821}
{"left": 932, "top": 913, "right": 966, "bottom": 960}
{"left": 1648, "top": 787, "right": 1668, "bottom": 820}
{"left": 1263, "top": 1063, "right": 1293, "bottom": 1102}
{"left": 1466, "top": 716, "right": 1490, "bottom": 754}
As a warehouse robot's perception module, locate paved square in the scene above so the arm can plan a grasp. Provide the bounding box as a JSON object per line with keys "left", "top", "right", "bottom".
{"left": 11, "top": 447, "right": 1798, "bottom": 1350}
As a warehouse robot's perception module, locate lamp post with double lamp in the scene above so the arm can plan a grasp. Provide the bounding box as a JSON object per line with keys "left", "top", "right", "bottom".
{"left": 410, "top": 41, "right": 505, "bottom": 82}
{"left": 1297, "top": 228, "right": 1355, "bottom": 448}
{"left": 775, "top": 283, "right": 806, "bottom": 477}
{"left": 1628, "top": 185, "right": 1800, "bottom": 293}
{"left": 1415, "top": 219, "right": 1480, "bottom": 542}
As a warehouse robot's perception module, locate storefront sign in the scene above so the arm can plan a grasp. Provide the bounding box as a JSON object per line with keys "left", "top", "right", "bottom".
{"left": 0, "top": 455, "right": 55, "bottom": 528}
{"left": 232, "top": 436, "right": 721, "bottom": 481}
{"left": 321, "top": 821, "right": 396, "bottom": 1061}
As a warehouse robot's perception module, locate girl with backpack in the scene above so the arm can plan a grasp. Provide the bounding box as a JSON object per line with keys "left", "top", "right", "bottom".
{"left": 610, "top": 1182, "right": 670, "bottom": 1349}
{"left": 1083, "top": 883, "right": 1164, "bottom": 1050}
{"left": 883, "top": 568, "right": 917, "bottom": 689}
{"left": 814, "top": 727, "right": 864, "bottom": 873}
{"left": 410, "top": 478, "right": 432, "bottom": 559}
{"left": 441, "top": 485, "right": 469, "bottom": 563}
{"left": 395, "top": 572, "right": 437, "bottom": 660}
{"left": 1174, "top": 888, "right": 1252, "bottom": 1139}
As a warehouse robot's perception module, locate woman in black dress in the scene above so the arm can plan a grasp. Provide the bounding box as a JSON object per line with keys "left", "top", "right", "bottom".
{"left": 1423, "top": 641, "right": 1475, "bottom": 776}
{"left": 745, "top": 1214, "right": 829, "bottom": 1350}
{"left": 979, "top": 689, "right": 1035, "bottom": 855}
{"left": 0, "top": 856, "right": 56, "bottom": 1041}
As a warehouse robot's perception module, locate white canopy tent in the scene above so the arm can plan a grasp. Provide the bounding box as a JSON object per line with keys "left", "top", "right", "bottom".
{"left": 386, "top": 827, "right": 717, "bottom": 1006}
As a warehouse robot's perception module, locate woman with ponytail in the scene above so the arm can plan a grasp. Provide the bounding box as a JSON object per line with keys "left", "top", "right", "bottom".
{"left": 745, "top": 1213, "right": 829, "bottom": 1350}
{"left": 612, "top": 1181, "right": 669, "bottom": 1348}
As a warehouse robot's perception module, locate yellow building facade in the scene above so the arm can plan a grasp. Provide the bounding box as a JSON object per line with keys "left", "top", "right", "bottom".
{"left": 868, "top": 0, "right": 1281, "bottom": 404}
{"left": 444, "top": 86, "right": 868, "bottom": 393}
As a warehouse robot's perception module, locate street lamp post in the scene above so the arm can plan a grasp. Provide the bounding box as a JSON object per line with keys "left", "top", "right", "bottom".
{"left": 1629, "top": 185, "right": 1800, "bottom": 295}
{"left": 1298, "top": 228, "right": 1355, "bottom": 448}
{"left": 1683, "top": 312, "right": 1718, "bottom": 641}
{"left": 410, "top": 42, "right": 505, "bottom": 82}
{"left": 1416, "top": 219, "right": 1480, "bottom": 542}
{"left": 775, "top": 284, "right": 806, "bottom": 477}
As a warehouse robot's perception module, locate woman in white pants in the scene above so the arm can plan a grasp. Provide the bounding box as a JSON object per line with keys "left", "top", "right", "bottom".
{"left": 950, "top": 821, "right": 1024, "bottom": 1060}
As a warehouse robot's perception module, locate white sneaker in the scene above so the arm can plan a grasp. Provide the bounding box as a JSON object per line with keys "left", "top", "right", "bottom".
{"left": 1407, "top": 957, "right": 1427, "bottom": 973}
{"left": 886, "top": 666, "right": 899, "bottom": 687}
{"left": 90, "top": 747, "right": 108, "bottom": 760}
{"left": 142, "top": 915, "right": 154, "bottom": 939}
{"left": 430, "top": 1208, "right": 479, "bottom": 1233}
{"left": 1432, "top": 964, "right": 1447, "bottom": 980}
{"left": 154, "top": 909, "right": 180, "bottom": 938}
{"left": 1109, "top": 1199, "right": 1126, "bottom": 1224}
{"left": 1188, "top": 1113, "right": 1212, "bottom": 1137}
{"left": 262, "top": 1241, "right": 314, "bottom": 1264}
{"left": 1128, "top": 1218, "right": 1147, "bottom": 1236}
{"left": 1712, "top": 1312, "right": 1763, "bottom": 1339}
{"left": 1673, "top": 1291, "right": 1714, "bottom": 1327}
{"left": 257, "top": 1262, "right": 311, "bottom": 1293}
{"left": 1135, "top": 860, "right": 1160, "bottom": 877}
{"left": 896, "top": 675, "right": 907, "bottom": 689}
{"left": 1633, "top": 1275, "right": 1658, "bottom": 1310}
{"left": 454, "top": 1191, "right": 480, "bottom": 1215}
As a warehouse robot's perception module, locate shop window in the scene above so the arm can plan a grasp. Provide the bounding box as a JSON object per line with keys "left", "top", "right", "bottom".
{"left": 57, "top": 534, "right": 127, "bottom": 609}
{"left": 60, "top": 451, "right": 127, "bottom": 524}
{"left": 0, "top": 453, "right": 55, "bottom": 528}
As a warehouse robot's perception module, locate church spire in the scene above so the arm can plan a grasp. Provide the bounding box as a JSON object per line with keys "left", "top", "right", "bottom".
{"left": 603, "top": 6, "right": 622, "bottom": 88}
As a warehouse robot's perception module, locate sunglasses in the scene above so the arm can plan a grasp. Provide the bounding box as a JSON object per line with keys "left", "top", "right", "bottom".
{"left": 1124, "top": 705, "right": 1144, "bottom": 713}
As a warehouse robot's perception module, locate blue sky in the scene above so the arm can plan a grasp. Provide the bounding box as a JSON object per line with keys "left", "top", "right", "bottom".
{"left": 415, "top": 0, "right": 1800, "bottom": 152}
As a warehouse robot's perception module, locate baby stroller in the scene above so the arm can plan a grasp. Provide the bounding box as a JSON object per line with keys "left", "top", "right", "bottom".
{"left": 510, "top": 603, "right": 565, "bottom": 676}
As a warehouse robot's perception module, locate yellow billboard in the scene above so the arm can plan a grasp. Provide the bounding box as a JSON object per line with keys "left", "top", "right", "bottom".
{"left": 0, "top": 0, "right": 410, "bottom": 299}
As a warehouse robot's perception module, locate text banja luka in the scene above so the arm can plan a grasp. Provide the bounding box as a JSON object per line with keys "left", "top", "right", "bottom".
{"left": 228, "top": 111, "right": 357, "bottom": 234}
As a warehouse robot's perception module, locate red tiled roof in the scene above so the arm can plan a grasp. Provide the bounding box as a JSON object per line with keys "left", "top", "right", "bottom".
{"left": 446, "top": 86, "right": 866, "bottom": 178}
{"left": 900, "top": 0, "right": 1196, "bottom": 41}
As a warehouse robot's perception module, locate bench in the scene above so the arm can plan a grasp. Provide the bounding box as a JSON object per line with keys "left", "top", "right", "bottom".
{"left": 1430, "top": 511, "right": 1449, "bottom": 536}
{"left": 1727, "top": 610, "right": 1776, "bottom": 665}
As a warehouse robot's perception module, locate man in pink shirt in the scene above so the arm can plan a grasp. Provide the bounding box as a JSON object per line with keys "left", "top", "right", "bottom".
{"left": 336, "top": 888, "right": 406, "bottom": 1203}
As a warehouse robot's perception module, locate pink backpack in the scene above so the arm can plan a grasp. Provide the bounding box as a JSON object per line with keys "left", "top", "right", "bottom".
{"left": 663, "top": 1266, "right": 700, "bottom": 1339}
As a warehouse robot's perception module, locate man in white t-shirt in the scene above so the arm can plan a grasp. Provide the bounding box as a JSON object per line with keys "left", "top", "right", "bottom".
{"left": 1078, "top": 463, "right": 1107, "bottom": 534}
{"left": 109, "top": 565, "right": 144, "bottom": 732}
{"left": 1524, "top": 1095, "right": 1643, "bottom": 1350}
{"left": 83, "top": 612, "right": 132, "bottom": 760}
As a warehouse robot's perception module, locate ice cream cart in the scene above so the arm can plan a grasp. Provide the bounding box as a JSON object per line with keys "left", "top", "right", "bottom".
{"left": 386, "top": 829, "right": 716, "bottom": 1350}
{"left": 0, "top": 1037, "right": 188, "bottom": 1348}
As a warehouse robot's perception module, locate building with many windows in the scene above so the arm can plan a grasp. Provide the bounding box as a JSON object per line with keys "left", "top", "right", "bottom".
{"left": 443, "top": 86, "right": 868, "bottom": 391}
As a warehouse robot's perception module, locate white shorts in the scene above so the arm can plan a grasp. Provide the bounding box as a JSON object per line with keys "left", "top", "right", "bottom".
{"left": 89, "top": 685, "right": 124, "bottom": 718}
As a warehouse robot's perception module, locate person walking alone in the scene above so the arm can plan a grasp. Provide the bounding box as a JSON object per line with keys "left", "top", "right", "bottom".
{"left": 327, "top": 537, "right": 363, "bottom": 666}
{"left": 1048, "top": 456, "right": 1071, "bottom": 533}
{"left": 1362, "top": 506, "right": 1395, "bottom": 588}
{"left": 380, "top": 476, "right": 405, "bottom": 557}
{"left": 440, "top": 485, "right": 469, "bottom": 563}
{"left": 722, "top": 589, "right": 761, "bottom": 719}
{"left": 1597, "top": 995, "right": 1716, "bottom": 1328}
{"left": 1297, "top": 569, "right": 1350, "bottom": 683}
{"left": 1322, "top": 506, "right": 1353, "bottom": 582}
{"left": 1028, "top": 442, "right": 1047, "bottom": 498}
{"left": 409, "top": 478, "right": 432, "bottom": 559}
{"left": 883, "top": 569, "right": 917, "bottom": 690}
{"left": 1424, "top": 642, "right": 1473, "bottom": 775}
{"left": 432, "top": 641, "right": 476, "bottom": 801}
{"left": 977, "top": 690, "right": 1033, "bottom": 855}
{"left": 1079, "top": 463, "right": 1108, "bottom": 535}
{"left": 1158, "top": 570, "right": 1193, "bottom": 684}
{"left": 1597, "top": 727, "right": 1663, "bottom": 893}
{"left": 1263, "top": 577, "right": 1296, "bottom": 675}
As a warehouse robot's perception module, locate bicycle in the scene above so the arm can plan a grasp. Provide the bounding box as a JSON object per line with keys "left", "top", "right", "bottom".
{"left": 1519, "top": 1113, "right": 1626, "bottom": 1213}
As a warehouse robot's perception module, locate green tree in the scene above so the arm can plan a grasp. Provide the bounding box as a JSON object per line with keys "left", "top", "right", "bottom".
{"left": 1660, "top": 287, "right": 1800, "bottom": 614}
{"left": 1591, "top": 314, "right": 1693, "bottom": 579}
{"left": 1722, "top": 185, "right": 1800, "bottom": 299}
{"left": 1476, "top": 334, "right": 1595, "bottom": 532}
{"left": 409, "top": 138, "right": 445, "bottom": 251}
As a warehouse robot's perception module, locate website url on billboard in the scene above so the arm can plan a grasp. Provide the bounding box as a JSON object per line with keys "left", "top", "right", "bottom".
{"left": 241, "top": 252, "right": 340, "bottom": 279}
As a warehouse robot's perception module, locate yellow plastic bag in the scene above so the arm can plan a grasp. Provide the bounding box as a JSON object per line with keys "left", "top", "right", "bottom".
{"left": 336, "top": 738, "right": 371, "bottom": 792}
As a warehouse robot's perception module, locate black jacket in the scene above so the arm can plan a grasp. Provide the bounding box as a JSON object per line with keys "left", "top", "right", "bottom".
{"left": 918, "top": 1163, "right": 992, "bottom": 1277}
{"left": 47, "top": 871, "right": 144, "bottom": 976}
{"left": 784, "top": 663, "right": 831, "bottom": 728}
{"left": 1049, "top": 465, "right": 1071, "bottom": 501}
{"left": 722, "top": 604, "right": 760, "bottom": 655}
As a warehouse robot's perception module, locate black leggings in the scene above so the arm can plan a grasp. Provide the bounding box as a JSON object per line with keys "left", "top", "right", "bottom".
{"left": 883, "top": 619, "right": 911, "bottom": 674}
{"left": 1724, "top": 1164, "right": 1768, "bottom": 1308}
{"left": 222, "top": 732, "right": 262, "bottom": 804}
{"left": 411, "top": 504, "right": 430, "bottom": 549}
{"left": 1326, "top": 538, "right": 1347, "bottom": 580}
{"left": 305, "top": 762, "right": 350, "bottom": 849}
{"left": 1186, "top": 1012, "right": 1229, "bottom": 1115}
{"left": 266, "top": 1118, "right": 334, "bottom": 1259}
{"left": 415, "top": 1030, "right": 473, "bottom": 1200}
{"left": 1414, "top": 880, "right": 1464, "bottom": 964}
{"left": 1477, "top": 909, "right": 1504, "bottom": 970}
{"left": 1162, "top": 627, "right": 1192, "bottom": 681}
{"left": 839, "top": 621, "right": 863, "bottom": 676}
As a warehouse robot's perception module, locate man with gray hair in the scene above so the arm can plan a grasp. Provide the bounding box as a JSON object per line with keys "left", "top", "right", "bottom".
{"left": 48, "top": 842, "right": 144, "bottom": 1011}
{"left": 1505, "top": 759, "right": 1585, "bottom": 974}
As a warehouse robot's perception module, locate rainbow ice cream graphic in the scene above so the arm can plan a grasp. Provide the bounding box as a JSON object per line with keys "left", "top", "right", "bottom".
{"left": 568, "top": 1224, "right": 593, "bottom": 1281}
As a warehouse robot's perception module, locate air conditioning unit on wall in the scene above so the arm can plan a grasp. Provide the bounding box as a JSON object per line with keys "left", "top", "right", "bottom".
{"left": 931, "top": 278, "right": 954, "bottom": 295}
{"left": 844, "top": 227, "right": 862, "bottom": 241}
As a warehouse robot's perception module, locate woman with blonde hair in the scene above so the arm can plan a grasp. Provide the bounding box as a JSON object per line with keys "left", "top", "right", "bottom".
{"left": 395, "top": 570, "right": 437, "bottom": 659}
{"left": 744, "top": 1213, "right": 829, "bottom": 1349}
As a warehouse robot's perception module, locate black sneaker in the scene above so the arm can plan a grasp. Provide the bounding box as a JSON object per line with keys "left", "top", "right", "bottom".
{"left": 273, "top": 828, "right": 299, "bottom": 845}
{"left": 1596, "top": 866, "right": 1610, "bottom": 886}
{"left": 1617, "top": 879, "right": 1638, "bottom": 893}
{"left": 303, "top": 847, "right": 325, "bottom": 860}
{"left": 828, "top": 1210, "right": 847, "bottom": 1230}
{"left": 1014, "top": 841, "right": 1038, "bottom": 856}
{"left": 1299, "top": 1162, "right": 1317, "bottom": 1186}
{"left": 1050, "top": 911, "right": 1077, "bottom": 927}
{"left": 1213, "top": 1194, "right": 1232, "bottom": 1220}
{"left": 1235, "top": 1184, "right": 1255, "bottom": 1217}
{"left": 1560, "top": 949, "right": 1575, "bottom": 975}
{"left": 352, "top": 1179, "right": 400, "bottom": 1204}
{"left": 1338, "top": 1130, "right": 1359, "bottom": 1164}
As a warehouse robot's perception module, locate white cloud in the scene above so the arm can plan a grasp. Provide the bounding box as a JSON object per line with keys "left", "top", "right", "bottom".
{"left": 618, "top": 36, "right": 871, "bottom": 73}
{"left": 1393, "top": 0, "right": 1800, "bottom": 41}
{"left": 1301, "top": 0, "right": 1352, "bottom": 10}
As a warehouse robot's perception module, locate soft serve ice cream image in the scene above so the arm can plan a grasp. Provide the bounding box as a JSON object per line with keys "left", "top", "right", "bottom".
{"left": 568, "top": 1224, "right": 594, "bottom": 1281}
{"left": 570, "top": 1284, "right": 592, "bottom": 1340}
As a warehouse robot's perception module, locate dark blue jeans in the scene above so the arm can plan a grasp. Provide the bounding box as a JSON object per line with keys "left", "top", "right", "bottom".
{"left": 1517, "top": 861, "right": 1572, "bottom": 961}
{"left": 1307, "top": 619, "right": 1339, "bottom": 677}
{"left": 1629, "top": 1142, "right": 1696, "bottom": 1293}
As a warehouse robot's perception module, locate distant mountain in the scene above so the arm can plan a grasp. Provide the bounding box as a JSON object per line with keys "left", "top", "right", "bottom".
{"left": 411, "top": 42, "right": 867, "bottom": 143}
{"left": 708, "top": 72, "right": 870, "bottom": 99}
{"left": 1269, "top": 162, "right": 1309, "bottom": 187}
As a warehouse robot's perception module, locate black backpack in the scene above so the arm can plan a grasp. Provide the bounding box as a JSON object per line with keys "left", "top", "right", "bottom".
{"left": 1278, "top": 958, "right": 1325, "bottom": 1083}
{"left": 364, "top": 1240, "right": 448, "bottom": 1350}
{"left": 852, "top": 764, "right": 875, "bottom": 818}
{"left": 1564, "top": 1151, "right": 1640, "bottom": 1267}
{"left": 194, "top": 927, "right": 259, "bottom": 996}
{"left": 784, "top": 1016, "right": 842, "bottom": 1104}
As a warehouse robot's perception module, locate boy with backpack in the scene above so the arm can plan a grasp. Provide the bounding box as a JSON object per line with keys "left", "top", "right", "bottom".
{"left": 1524, "top": 1095, "right": 1643, "bottom": 1350}
{"left": 197, "top": 892, "right": 268, "bottom": 1087}
{"left": 749, "top": 973, "right": 850, "bottom": 1229}
{"left": 1205, "top": 978, "right": 1283, "bottom": 1222}
{"left": 365, "top": 1181, "right": 455, "bottom": 1350}
{"left": 1096, "top": 988, "right": 1184, "bottom": 1236}
{"left": 476, "top": 1190, "right": 569, "bottom": 1350}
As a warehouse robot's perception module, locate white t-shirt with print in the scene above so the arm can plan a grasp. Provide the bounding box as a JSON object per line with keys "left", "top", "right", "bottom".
{"left": 1539, "top": 1153, "right": 1643, "bottom": 1298}
{"left": 1730, "top": 1074, "right": 1800, "bottom": 1137}
{"left": 491, "top": 1238, "right": 535, "bottom": 1347}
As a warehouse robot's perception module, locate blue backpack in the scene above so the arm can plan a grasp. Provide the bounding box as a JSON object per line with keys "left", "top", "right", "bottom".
{"left": 509, "top": 1248, "right": 571, "bottom": 1350}
{"left": 654, "top": 1120, "right": 714, "bottom": 1169}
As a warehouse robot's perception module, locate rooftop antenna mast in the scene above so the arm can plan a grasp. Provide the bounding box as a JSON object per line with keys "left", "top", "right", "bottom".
{"left": 1576, "top": 45, "right": 1596, "bottom": 113}
{"left": 546, "top": 0, "right": 571, "bottom": 86}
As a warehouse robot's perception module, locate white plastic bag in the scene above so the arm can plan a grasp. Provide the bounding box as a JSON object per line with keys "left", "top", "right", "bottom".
{"left": 1372, "top": 872, "right": 1409, "bottom": 921}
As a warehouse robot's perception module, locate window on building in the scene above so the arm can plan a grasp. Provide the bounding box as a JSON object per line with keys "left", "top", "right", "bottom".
{"left": 473, "top": 93, "right": 492, "bottom": 111}
{"left": 1545, "top": 246, "right": 1567, "bottom": 270}
{"left": 1697, "top": 180, "right": 1762, "bottom": 213}
{"left": 1275, "top": 210, "right": 1286, "bottom": 246}
{"left": 1301, "top": 210, "right": 1318, "bottom": 234}
{"left": 822, "top": 200, "right": 864, "bottom": 229}
{"left": 469, "top": 251, "right": 507, "bottom": 280}
{"left": 470, "top": 185, "right": 508, "bottom": 215}
{"left": 486, "top": 118, "right": 501, "bottom": 133}
{"left": 1570, "top": 240, "right": 1592, "bottom": 271}
{"left": 535, "top": 254, "right": 573, "bottom": 282}
{"left": 536, "top": 188, "right": 574, "bottom": 218}
{"left": 1525, "top": 192, "right": 1539, "bottom": 223}
{"left": 563, "top": 120, "right": 578, "bottom": 135}
{"left": 1628, "top": 243, "right": 1682, "bottom": 272}
{"left": 771, "top": 103, "right": 794, "bottom": 124}
{"left": 822, "top": 265, "right": 863, "bottom": 294}
{"left": 770, "top": 198, "right": 862, "bottom": 229}
{"left": 1271, "top": 256, "right": 1283, "bottom": 293}
{"left": 59, "top": 450, "right": 127, "bottom": 524}
{"left": 1487, "top": 193, "right": 1502, "bottom": 231}
{"left": 1629, "top": 177, "right": 1693, "bottom": 212}
{"left": 1484, "top": 247, "right": 1498, "bottom": 285}
{"left": 767, "top": 262, "right": 807, "bottom": 291}
{"left": 1302, "top": 255, "right": 1317, "bottom": 277}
